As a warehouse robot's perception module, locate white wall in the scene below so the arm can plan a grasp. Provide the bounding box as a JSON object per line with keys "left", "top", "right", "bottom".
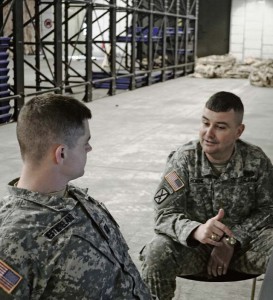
{"left": 230, "top": 0, "right": 273, "bottom": 62}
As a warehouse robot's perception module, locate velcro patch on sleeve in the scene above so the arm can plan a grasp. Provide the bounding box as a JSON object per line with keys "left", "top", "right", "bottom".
{"left": 164, "top": 171, "right": 185, "bottom": 192}
{"left": 0, "top": 260, "right": 22, "bottom": 294}
{"left": 154, "top": 188, "right": 170, "bottom": 204}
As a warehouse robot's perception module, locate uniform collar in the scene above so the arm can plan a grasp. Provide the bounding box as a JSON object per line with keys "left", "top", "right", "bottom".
{"left": 201, "top": 142, "right": 244, "bottom": 178}
{"left": 7, "top": 178, "right": 88, "bottom": 212}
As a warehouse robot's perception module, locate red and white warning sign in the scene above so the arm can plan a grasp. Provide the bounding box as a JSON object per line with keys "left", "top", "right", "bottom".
{"left": 44, "top": 18, "right": 53, "bottom": 29}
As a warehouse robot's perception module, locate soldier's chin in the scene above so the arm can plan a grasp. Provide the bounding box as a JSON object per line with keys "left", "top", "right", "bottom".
{"left": 202, "top": 145, "right": 217, "bottom": 154}
{"left": 202, "top": 140, "right": 217, "bottom": 148}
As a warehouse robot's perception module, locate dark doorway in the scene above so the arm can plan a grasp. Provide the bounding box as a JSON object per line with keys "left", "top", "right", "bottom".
{"left": 197, "top": 0, "right": 232, "bottom": 57}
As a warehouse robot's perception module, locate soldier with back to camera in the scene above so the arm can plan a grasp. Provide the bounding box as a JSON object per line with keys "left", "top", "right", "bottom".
{"left": 0, "top": 94, "right": 153, "bottom": 300}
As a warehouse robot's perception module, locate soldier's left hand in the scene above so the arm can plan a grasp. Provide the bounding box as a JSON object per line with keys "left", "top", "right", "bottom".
{"left": 207, "top": 238, "right": 235, "bottom": 277}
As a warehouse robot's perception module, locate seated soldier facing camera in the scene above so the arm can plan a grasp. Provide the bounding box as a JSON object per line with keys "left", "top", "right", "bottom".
{"left": 140, "top": 91, "right": 273, "bottom": 300}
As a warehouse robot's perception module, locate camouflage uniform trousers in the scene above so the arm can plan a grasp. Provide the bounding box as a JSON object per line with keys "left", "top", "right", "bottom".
{"left": 140, "top": 229, "right": 273, "bottom": 300}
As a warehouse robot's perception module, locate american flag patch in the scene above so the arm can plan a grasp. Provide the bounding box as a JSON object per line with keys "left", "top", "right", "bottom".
{"left": 165, "top": 171, "right": 184, "bottom": 191}
{"left": 0, "top": 260, "right": 22, "bottom": 294}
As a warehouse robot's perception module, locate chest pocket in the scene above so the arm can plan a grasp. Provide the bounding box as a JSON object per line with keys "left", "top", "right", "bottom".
{"left": 219, "top": 180, "right": 256, "bottom": 222}
{"left": 187, "top": 178, "right": 213, "bottom": 222}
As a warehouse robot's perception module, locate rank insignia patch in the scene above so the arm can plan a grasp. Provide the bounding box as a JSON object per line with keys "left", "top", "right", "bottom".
{"left": 0, "top": 260, "right": 22, "bottom": 294}
{"left": 165, "top": 171, "right": 184, "bottom": 192}
{"left": 154, "top": 188, "right": 169, "bottom": 204}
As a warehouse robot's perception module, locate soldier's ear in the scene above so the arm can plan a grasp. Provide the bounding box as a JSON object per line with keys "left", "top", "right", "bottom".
{"left": 236, "top": 124, "right": 245, "bottom": 139}
{"left": 55, "top": 145, "right": 66, "bottom": 164}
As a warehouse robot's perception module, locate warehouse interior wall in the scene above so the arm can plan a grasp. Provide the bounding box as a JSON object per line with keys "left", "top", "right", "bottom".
{"left": 197, "top": 0, "right": 232, "bottom": 57}
{"left": 230, "top": 0, "right": 273, "bottom": 61}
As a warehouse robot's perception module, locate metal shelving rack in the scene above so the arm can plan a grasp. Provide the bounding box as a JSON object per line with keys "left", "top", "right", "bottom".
{"left": 0, "top": 0, "right": 198, "bottom": 122}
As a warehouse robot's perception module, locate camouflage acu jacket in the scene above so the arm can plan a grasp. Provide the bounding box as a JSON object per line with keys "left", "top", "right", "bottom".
{"left": 0, "top": 182, "right": 152, "bottom": 300}
{"left": 154, "top": 139, "right": 273, "bottom": 249}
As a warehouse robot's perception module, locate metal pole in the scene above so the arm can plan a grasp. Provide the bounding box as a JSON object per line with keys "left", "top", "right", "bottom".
{"left": 147, "top": 0, "right": 154, "bottom": 86}
{"left": 84, "top": 1, "right": 93, "bottom": 102}
{"left": 0, "top": 2, "right": 3, "bottom": 34}
{"left": 184, "top": 0, "right": 190, "bottom": 75}
{"left": 13, "top": 0, "right": 25, "bottom": 120}
{"left": 54, "top": 0, "right": 62, "bottom": 94}
{"left": 161, "top": 0, "right": 168, "bottom": 82}
{"left": 109, "top": 0, "right": 116, "bottom": 95}
{"left": 64, "top": 1, "right": 70, "bottom": 89}
{"left": 130, "top": 0, "right": 137, "bottom": 90}
{"left": 174, "top": 0, "right": 179, "bottom": 78}
{"left": 194, "top": 0, "right": 199, "bottom": 74}
{"left": 35, "top": 0, "right": 41, "bottom": 91}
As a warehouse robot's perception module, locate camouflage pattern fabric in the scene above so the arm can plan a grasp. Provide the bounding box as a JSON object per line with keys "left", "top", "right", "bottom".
{"left": 141, "top": 139, "right": 273, "bottom": 300}
{"left": 0, "top": 181, "right": 152, "bottom": 300}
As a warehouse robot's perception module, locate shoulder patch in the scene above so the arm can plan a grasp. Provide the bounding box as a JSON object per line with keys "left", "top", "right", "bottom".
{"left": 154, "top": 188, "right": 169, "bottom": 204}
{"left": 165, "top": 171, "right": 185, "bottom": 192}
{"left": 0, "top": 260, "right": 22, "bottom": 294}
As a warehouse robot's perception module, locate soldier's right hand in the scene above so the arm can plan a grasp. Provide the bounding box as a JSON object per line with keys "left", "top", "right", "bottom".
{"left": 191, "top": 209, "right": 234, "bottom": 246}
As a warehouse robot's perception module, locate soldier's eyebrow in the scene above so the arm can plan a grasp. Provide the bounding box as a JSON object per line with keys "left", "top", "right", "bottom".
{"left": 202, "top": 116, "right": 229, "bottom": 127}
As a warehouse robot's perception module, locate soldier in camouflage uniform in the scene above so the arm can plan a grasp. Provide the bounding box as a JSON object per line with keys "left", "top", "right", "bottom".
{"left": 140, "top": 91, "right": 273, "bottom": 300}
{"left": 0, "top": 94, "right": 152, "bottom": 300}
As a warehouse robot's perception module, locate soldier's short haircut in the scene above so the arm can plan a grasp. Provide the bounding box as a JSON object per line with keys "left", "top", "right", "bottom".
{"left": 17, "top": 94, "right": 92, "bottom": 162}
{"left": 205, "top": 91, "right": 244, "bottom": 124}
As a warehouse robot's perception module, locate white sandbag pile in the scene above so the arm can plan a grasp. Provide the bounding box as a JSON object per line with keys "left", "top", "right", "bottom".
{"left": 249, "top": 59, "right": 273, "bottom": 87}
{"left": 193, "top": 54, "right": 236, "bottom": 78}
{"left": 192, "top": 54, "right": 273, "bottom": 87}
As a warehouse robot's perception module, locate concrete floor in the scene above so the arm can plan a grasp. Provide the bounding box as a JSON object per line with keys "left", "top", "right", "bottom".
{"left": 1, "top": 76, "right": 273, "bottom": 299}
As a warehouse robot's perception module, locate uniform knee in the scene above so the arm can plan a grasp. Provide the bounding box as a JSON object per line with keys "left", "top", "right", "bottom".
{"left": 140, "top": 234, "right": 178, "bottom": 272}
